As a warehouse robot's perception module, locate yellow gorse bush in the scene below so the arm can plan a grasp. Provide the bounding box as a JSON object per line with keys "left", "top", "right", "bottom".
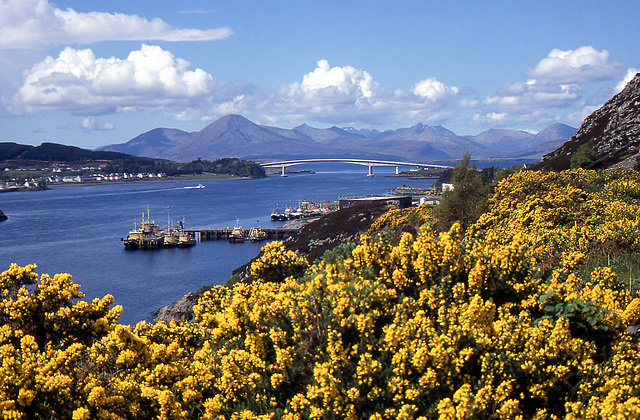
{"left": 3, "top": 168, "right": 640, "bottom": 419}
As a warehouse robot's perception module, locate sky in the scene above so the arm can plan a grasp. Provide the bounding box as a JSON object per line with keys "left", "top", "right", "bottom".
{"left": 0, "top": 0, "right": 638, "bottom": 150}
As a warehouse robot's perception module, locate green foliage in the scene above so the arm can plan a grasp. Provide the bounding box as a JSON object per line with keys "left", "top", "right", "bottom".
{"left": 178, "top": 157, "right": 266, "bottom": 178}
{"left": 570, "top": 143, "right": 596, "bottom": 169}
{"left": 223, "top": 274, "right": 242, "bottom": 288}
{"left": 434, "top": 152, "right": 489, "bottom": 231}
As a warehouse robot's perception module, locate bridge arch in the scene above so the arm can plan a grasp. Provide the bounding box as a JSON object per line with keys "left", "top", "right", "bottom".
{"left": 259, "top": 158, "right": 451, "bottom": 177}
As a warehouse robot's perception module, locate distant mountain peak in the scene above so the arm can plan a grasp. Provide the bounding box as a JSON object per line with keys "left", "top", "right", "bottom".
{"left": 99, "top": 113, "right": 576, "bottom": 162}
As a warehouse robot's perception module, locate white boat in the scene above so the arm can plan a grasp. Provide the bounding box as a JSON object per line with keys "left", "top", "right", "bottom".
{"left": 184, "top": 184, "right": 205, "bottom": 189}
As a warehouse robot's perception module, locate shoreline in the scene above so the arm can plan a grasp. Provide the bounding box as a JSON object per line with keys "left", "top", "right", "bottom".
{"left": 45, "top": 174, "right": 259, "bottom": 188}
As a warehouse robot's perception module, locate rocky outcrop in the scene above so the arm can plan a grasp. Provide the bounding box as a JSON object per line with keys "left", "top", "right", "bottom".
{"left": 154, "top": 292, "right": 201, "bottom": 323}
{"left": 536, "top": 73, "right": 640, "bottom": 171}
{"left": 0, "top": 210, "right": 6, "bottom": 222}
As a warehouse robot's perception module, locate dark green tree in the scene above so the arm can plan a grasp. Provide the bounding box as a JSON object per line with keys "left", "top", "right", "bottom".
{"left": 434, "top": 152, "right": 489, "bottom": 231}
{"left": 570, "top": 143, "right": 596, "bottom": 169}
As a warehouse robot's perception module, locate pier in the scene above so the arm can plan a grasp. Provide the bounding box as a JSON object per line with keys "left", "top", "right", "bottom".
{"left": 185, "top": 227, "right": 298, "bottom": 241}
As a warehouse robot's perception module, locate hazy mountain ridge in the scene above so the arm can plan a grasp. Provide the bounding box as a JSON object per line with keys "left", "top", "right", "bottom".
{"left": 99, "top": 114, "right": 577, "bottom": 162}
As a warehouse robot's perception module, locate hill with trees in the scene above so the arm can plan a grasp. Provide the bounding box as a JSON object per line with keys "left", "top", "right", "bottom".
{"left": 0, "top": 142, "right": 266, "bottom": 181}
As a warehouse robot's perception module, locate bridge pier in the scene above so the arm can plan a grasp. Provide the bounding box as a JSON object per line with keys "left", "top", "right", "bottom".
{"left": 281, "top": 166, "right": 287, "bottom": 177}
{"left": 367, "top": 165, "right": 374, "bottom": 177}
{"left": 396, "top": 166, "right": 399, "bottom": 174}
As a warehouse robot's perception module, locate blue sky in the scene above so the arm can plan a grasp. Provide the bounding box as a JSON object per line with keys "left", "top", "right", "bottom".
{"left": 0, "top": 0, "right": 638, "bottom": 150}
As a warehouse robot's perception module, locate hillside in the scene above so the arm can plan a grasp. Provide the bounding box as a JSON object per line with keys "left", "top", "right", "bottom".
{"left": 99, "top": 115, "right": 576, "bottom": 162}
{"left": 535, "top": 72, "right": 640, "bottom": 171}
{"left": 0, "top": 142, "right": 266, "bottom": 180}
{"left": 0, "top": 142, "right": 145, "bottom": 163}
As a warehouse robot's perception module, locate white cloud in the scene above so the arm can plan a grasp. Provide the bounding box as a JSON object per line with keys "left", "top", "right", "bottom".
{"left": 81, "top": 116, "right": 114, "bottom": 131}
{"left": 473, "top": 112, "right": 507, "bottom": 123}
{"left": 252, "top": 60, "right": 467, "bottom": 128}
{"left": 0, "top": 0, "right": 232, "bottom": 50}
{"left": 12, "top": 45, "right": 218, "bottom": 114}
{"left": 411, "top": 77, "right": 459, "bottom": 101}
{"left": 526, "top": 46, "right": 624, "bottom": 84}
{"left": 485, "top": 80, "right": 582, "bottom": 110}
{"left": 615, "top": 68, "right": 640, "bottom": 92}
{"left": 301, "top": 59, "right": 376, "bottom": 99}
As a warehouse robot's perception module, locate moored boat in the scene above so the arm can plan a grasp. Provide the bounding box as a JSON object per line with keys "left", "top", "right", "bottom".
{"left": 123, "top": 208, "right": 196, "bottom": 249}
{"left": 176, "top": 220, "right": 196, "bottom": 247}
{"left": 229, "top": 220, "right": 246, "bottom": 243}
{"left": 249, "top": 226, "right": 267, "bottom": 242}
{"left": 122, "top": 208, "right": 164, "bottom": 249}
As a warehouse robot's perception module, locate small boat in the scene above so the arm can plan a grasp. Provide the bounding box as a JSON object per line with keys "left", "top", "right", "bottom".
{"left": 270, "top": 206, "right": 282, "bottom": 221}
{"left": 249, "top": 226, "right": 267, "bottom": 242}
{"left": 229, "top": 220, "right": 246, "bottom": 243}
{"left": 176, "top": 220, "right": 196, "bottom": 247}
{"left": 184, "top": 184, "right": 205, "bottom": 189}
{"left": 163, "top": 231, "right": 179, "bottom": 247}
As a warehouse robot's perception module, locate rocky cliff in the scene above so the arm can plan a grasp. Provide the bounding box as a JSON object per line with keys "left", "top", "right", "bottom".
{"left": 536, "top": 73, "right": 640, "bottom": 171}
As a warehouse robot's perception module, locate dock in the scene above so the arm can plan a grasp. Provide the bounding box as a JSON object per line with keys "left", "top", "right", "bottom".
{"left": 185, "top": 227, "right": 298, "bottom": 241}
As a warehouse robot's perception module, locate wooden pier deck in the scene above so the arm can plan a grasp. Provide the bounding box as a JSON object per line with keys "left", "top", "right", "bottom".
{"left": 185, "top": 227, "right": 298, "bottom": 241}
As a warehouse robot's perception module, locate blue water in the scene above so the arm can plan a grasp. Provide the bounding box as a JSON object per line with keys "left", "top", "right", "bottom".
{"left": 0, "top": 163, "right": 439, "bottom": 325}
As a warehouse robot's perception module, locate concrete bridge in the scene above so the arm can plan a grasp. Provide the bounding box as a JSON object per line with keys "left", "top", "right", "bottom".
{"left": 259, "top": 158, "right": 451, "bottom": 177}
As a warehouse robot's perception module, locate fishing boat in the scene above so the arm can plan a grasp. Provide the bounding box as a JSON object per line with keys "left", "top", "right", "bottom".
{"left": 175, "top": 220, "right": 196, "bottom": 247}
{"left": 122, "top": 208, "right": 164, "bottom": 249}
{"left": 229, "top": 220, "right": 246, "bottom": 243}
{"left": 270, "top": 206, "right": 282, "bottom": 221}
{"left": 249, "top": 226, "right": 267, "bottom": 242}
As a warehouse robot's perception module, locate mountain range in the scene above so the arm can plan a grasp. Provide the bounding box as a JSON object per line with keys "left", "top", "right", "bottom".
{"left": 99, "top": 116, "right": 577, "bottom": 162}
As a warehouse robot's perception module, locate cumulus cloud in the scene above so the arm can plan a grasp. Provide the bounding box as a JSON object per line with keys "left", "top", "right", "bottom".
{"left": 525, "top": 46, "right": 624, "bottom": 84}
{"left": 301, "top": 59, "right": 376, "bottom": 99}
{"left": 411, "top": 77, "right": 459, "bottom": 101}
{"left": 256, "top": 60, "right": 465, "bottom": 128}
{"left": 0, "top": 0, "right": 232, "bottom": 50}
{"left": 13, "top": 44, "right": 218, "bottom": 114}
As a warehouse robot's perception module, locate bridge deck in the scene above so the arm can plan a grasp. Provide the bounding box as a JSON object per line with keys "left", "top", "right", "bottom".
{"left": 259, "top": 158, "right": 451, "bottom": 168}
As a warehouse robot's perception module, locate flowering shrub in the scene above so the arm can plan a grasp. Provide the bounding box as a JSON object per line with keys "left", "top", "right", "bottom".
{"left": 249, "top": 241, "right": 308, "bottom": 283}
{"left": 3, "top": 168, "right": 640, "bottom": 419}
{"left": 368, "top": 203, "right": 433, "bottom": 233}
{"left": 473, "top": 169, "right": 640, "bottom": 270}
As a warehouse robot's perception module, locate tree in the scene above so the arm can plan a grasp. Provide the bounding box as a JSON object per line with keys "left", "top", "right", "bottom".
{"left": 434, "top": 152, "right": 489, "bottom": 231}
{"left": 570, "top": 143, "right": 596, "bottom": 169}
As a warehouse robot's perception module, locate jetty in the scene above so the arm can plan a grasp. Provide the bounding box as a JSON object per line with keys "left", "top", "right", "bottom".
{"left": 185, "top": 227, "right": 298, "bottom": 241}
